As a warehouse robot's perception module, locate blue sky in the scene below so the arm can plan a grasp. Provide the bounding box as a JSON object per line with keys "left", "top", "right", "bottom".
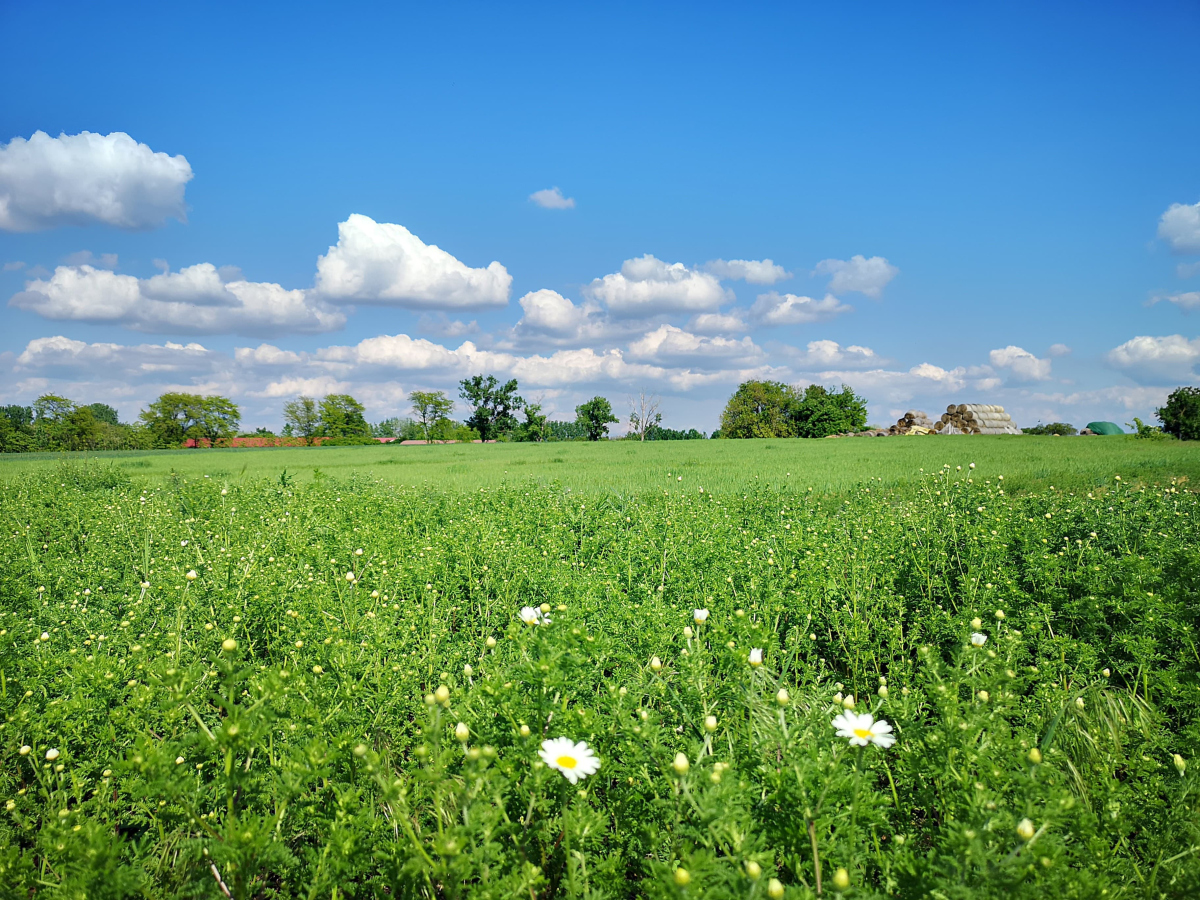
{"left": 2, "top": 0, "right": 1198, "bottom": 432}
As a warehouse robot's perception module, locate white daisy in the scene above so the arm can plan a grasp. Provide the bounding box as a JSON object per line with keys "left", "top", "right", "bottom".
{"left": 749, "top": 648, "right": 763, "bottom": 666}
{"left": 970, "top": 632, "right": 987, "bottom": 647}
{"left": 520, "top": 606, "right": 550, "bottom": 626}
{"left": 832, "top": 711, "right": 896, "bottom": 749}
{"left": 693, "top": 609, "right": 709, "bottom": 624}
{"left": 539, "top": 737, "right": 600, "bottom": 784}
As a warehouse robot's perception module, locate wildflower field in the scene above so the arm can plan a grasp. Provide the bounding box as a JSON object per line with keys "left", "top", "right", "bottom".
{"left": 1, "top": 454, "right": 1198, "bottom": 899}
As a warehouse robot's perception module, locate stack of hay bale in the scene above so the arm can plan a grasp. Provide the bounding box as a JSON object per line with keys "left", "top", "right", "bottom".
{"left": 888, "top": 410, "right": 935, "bottom": 435}
{"left": 934, "top": 404, "right": 1020, "bottom": 435}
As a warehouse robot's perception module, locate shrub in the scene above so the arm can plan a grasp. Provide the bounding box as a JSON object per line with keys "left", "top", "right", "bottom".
{"left": 1157, "top": 386, "right": 1200, "bottom": 440}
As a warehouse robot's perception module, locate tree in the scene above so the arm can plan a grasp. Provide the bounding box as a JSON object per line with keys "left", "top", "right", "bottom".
{"left": 1157, "top": 386, "right": 1200, "bottom": 440}
{"left": 283, "top": 396, "right": 321, "bottom": 445}
{"left": 1, "top": 405, "right": 34, "bottom": 429}
{"left": 139, "top": 393, "right": 241, "bottom": 447}
{"left": 319, "top": 394, "right": 369, "bottom": 437}
{"left": 410, "top": 390, "right": 455, "bottom": 442}
{"left": 719, "top": 381, "right": 797, "bottom": 438}
{"left": 86, "top": 403, "right": 121, "bottom": 426}
{"left": 62, "top": 406, "right": 102, "bottom": 450}
{"left": 33, "top": 394, "right": 76, "bottom": 424}
{"left": 791, "top": 383, "right": 868, "bottom": 438}
{"left": 1022, "top": 422, "right": 1077, "bottom": 436}
{"left": 459, "top": 375, "right": 523, "bottom": 440}
{"left": 515, "top": 402, "right": 550, "bottom": 442}
{"left": 628, "top": 391, "right": 663, "bottom": 441}
{"left": 575, "top": 396, "right": 619, "bottom": 441}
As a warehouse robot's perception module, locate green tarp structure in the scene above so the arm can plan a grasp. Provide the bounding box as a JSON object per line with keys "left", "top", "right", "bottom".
{"left": 1086, "top": 421, "right": 1125, "bottom": 435}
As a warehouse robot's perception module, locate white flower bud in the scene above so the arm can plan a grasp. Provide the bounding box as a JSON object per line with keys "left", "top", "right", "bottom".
{"left": 672, "top": 752, "right": 690, "bottom": 775}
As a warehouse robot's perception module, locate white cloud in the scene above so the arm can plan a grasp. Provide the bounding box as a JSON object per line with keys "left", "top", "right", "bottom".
{"left": 1106, "top": 334, "right": 1200, "bottom": 384}
{"left": 14, "top": 335, "right": 223, "bottom": 381}
{"left": 1048, "top": 343, "right": 1072, "bottom": 357}
{"left": 1158, "top": 200, "right": 1200, "bottom": 254}
{"left": 813, "top": 255, "right": 898, "bottom": 298}
{"left": 416, "top": 313, "right": 480, "bottom": 338}
{"left": 584, "top": 255, "right": 729, "bottom": 316}
{"left": 749, "top": 292, "right": 852, "bottom": 325}
{"left": 529, "top": 187, "right": 575, "bottom": 209}
{"left": 786, "top": 339, "right": 881, "bottom": 369}
{"left": 702, "top": 258, "right": 791, "bottom": 284}
{"left": 63, "top": 250, "right": 118, "bottom": 269}
{"left": 0, "top": 131, "right": 192, "bottom": 232}
{"left": 1149, "top": 291, "right": 1200, "bottom": 311}
{"left": 10, "top": 263, "right": 345, "bottom": 336}
{"left": 687, "top": 310, "right": 747, "bottom": 334}
{"left": 314, "top": 214, "right": 511, "bottom": 309}
{"left": 989, "top": 345, "right": 1052, "bottom": 381}
{"left": 626, "top": 325, "right": 764, "bottom": 369}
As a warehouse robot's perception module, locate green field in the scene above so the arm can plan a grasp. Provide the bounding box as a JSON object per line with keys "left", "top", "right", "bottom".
{"left": 3, "top": 434, "right": 1200, "bottom": 495}
{"left": 1, "top": 444, "right": 1198, "bottom": 898}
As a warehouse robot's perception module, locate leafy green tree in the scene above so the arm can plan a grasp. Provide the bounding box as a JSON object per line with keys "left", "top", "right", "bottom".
{"left": 575, "top": 396, "right": 618, "bottom": 441}
{"left": 33, "top": 394, "right": 76, "bottom": 424}
{"left": 85, "top": 403, "right": 121, "bottom": 426}
{"left": 410, "top": 390, "right": 455, "bottom": 442}
{"left": 515, "top": 402, "right": 550, "bottom": 442}
{"left": 1157, "top": 386, "right": 1200, "bottom": 440}
{"left": 719, "top": 381, "right": 797, "bottom": 438}
{"left": 791, "top": 383, "right": 868, "bottom": 438}
{"left": 1022, "top": 422, "right": 1077, "bottom": 436}
{"left": 62, "top": 406, "right": 102, "bottom": 450}
{"left": 283, "top": 396, "right": 321, "bottom": 445}
{"left": 546, "top": 420, "right": 587, "bottom": 441}
{"left": 459, "top": 375, "right": 523, "bottom": 440}
{"left": 319, "top": 394, "right": 369, "bottom": 438}
{"left": 139, "top": 393, "right": 241, "bottom": 447}
{"left": 1, "top": 405, "right": 34, "bottom": 428}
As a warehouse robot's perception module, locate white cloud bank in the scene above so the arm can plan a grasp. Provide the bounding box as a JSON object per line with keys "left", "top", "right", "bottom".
{"left": 0, "top": 131, "right": 193, "bottom": 232}
{"left": 750, "top": 292, "right": 852, "bottom": 325}
{"left": 584, "top": 255, "right": 729, "bottom": 316}
{"left": 1150, "top": 291, "right": 1200, "bottom": 311}
{"left": 529, "top": 187, "right": 575, "bottom": 209}
{"left": 702, "top": 258, "right": 791, "bottom": 284}
{"left": 1107, "top": 334, "right": 1200, "bottom": 384}
{"left": 813, "top": 255, "right": 898, "bottom": 297}
{"left": 989, "top": 345, "right": 1052, "bottom": 381}
{"left": 1158, "top": 201, "right": 1200, "bottom": 254}
{"left": 314, "top": 214, "right": 511, "bottom": 309}
{"left": 10, "top": 264, "right": 345, "bottom": 337}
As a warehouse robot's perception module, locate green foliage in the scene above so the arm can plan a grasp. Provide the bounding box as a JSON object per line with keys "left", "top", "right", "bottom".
{"left": 574, "top": 396, "right": 618, "bottom": 441}
{"left": 643, "top": 425, "right": 706, "bottom": 440}
{"left": 791, "top": 383, "right": 868, "bottom": 438}
{"left": 459, "top": 375, "right": 523, "bottom": 440}
{"left": 1022, "top": 422, "right": 1078, "bottom": 436}
{"left": 1127, "top": 417, "right": 1171, "bottom": 440}
{"left": 1, "top": 405, "right": 35, "bottom": 428}
{"left": 514, "top": 402, "right": 551, "bottom": 442}
{"left": 1157, "top": 386, "right": 1200, "bottom": 441}
{"left": 139, "top": 393, "right": 242, "bottom": 447}
{"left": 282, "top": 396, "right": 321, "bottom": 444}
{"left": 410, "top": 390, "right": 456, "bottom": 443}
{"left": 720, "top": 381, "right": 797, "bottom": 438}
{"left": 1, "top": 466, "right": 1198, "bottom": 897}
{"left": 85, "top": 403, "right": 121, "bottom": 426}
{"left": 545, "top": 420, "right": 588, "bottom": 441}
{"left": 318, "top": 394, "right": 370, "bottom": 438}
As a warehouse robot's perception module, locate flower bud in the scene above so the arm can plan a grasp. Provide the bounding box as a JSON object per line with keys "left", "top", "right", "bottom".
{"left": 19, "top": 745, "right": 31, "bottom": 756}
{"left": 434, "top": 685, "right": 450, "bottom": 704}
{"left": 977, "top": 690, "right": 989, "bottom": 702}
{"left": 45, "top": 748, "right": 59, "bottom": 761}
{"left": 1028, "top": 748, "right": 1042, "bottom": 764}
{"left": 673, "top": 752, "right": 690, "bottom": 775}
{"left": 485, "top": 636, "right": 496, "bottom": 648}
{"left": 767, "top": 877, "right": 785, "bottom": 898}
{"left": 1102, "top": 668, "right": 1110, "bottom": 678}
{"left": 222, "top": 638, "right": 237, "bottom": 652}
{"left": 776, "top": 689, "right": 790, "bottom": 707}
{"left": 455, "top": 722, "right": 470, "bottom": 743}
{"left": 673, "top": 868, "right": 691, "bottom": 887}
{"left": 994, "top": 610, "right": 1005, "bottom": 620}
{"left": 650, "top": 656, "right": 663, "bottom": 672}
{"left": 185, "top": 570, "right": 198, "bottom": 581}
{"left": 1016, "top": 818, "right": 1035, "bottom": 841}
{"left": 877, "top": 686, "right": 889, "bottom": 699}
{"left": 519, "top": 724, "right": 531, "bottom": 737}
{"left": 1174, "top": 753, "right": 1187, "bottom": 776}
{"left": 683, "top": 626, "right": 694, "bottom": 639}
{"left": 693, "top": 608, "right": 709, "bottom": 624}
{"left": 841, "top": 694, "right": 854, "bottom": 709}
{"left": 1075, "top": 697, "right": 1085, "bottom": 709}
{"left": 970, "top": 617, "right": 982, "bottom": 630}
{"left": 749, "top": 648, "right": 763, "bottom": 667}
{"left": 703, "top": 715, "right": 718, "bottom": 733}
{"left": 463, "top": 665, "right": 474, "bottom": 677}
{"left": 539, "top": 603, "right": 551, "bottom": 613}
{"left": 745, "top": 860, "right": 762, "bottom": 879}
{"left": 833, "top": 692, "right": 843, "bottom": 704}
{"left": 832, "top": 867, "right": 850, "bottom": 890}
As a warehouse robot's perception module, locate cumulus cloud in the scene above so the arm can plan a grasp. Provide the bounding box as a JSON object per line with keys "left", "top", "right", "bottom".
{"left": 1106, "top": 334, "right": 1200, "bottom": 383}
{"left": 989, "top": 345, "right": 1052, "bottom": 381}
{"left": 687, "top": 310, "right": 747, "bottom": 334}
{"left": 813, "top": 255, "right": 898, "bottom": 298}
{"left": 314, "top": 214, "right": 511, "bottom": 309}
{"left": 0, "top": 131, "right": 192, "bottom": 232}
{"left": 584, "top": 255, "right": 729, "bottom": 316}
{"left": 626, "top": 325, "right": 764, "bottom": 370}
{"left": 1158, "top": 200, "right": 1200, "bottom": 254}
{"left": 1149, "top": 291, "right": 1200, "bottom": 311}
{"left": 529, "top": 187, "right": 575, "bottom": 209}
{"left": 749, "top": 292, "right": 852, "bottom": 326}
{"left": 702, "top": 258, "right": 791, "bottom": 285}
{"left": 1048, "top": 343, "right": 1072, "bottom": 357}
{"left": 786, "top": 339, "right": 881, "bottom": 369}
{"left": 63, "top": 250, "right": 118, "bottom": 269}
{"left": 10, "top": 263, "right": 345, "bottom": 337}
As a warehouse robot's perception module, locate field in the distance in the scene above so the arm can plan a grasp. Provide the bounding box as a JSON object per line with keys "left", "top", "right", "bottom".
{"left": 3, "top": 434, "right": 1199, "bottom": 494}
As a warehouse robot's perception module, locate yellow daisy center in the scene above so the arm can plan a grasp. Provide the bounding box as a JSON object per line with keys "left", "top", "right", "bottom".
{"left": 556, "top": 755, "right": 578, "bottom": 769}
{"left": 853, "top": 728, "right": 873, "bottom": 740}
